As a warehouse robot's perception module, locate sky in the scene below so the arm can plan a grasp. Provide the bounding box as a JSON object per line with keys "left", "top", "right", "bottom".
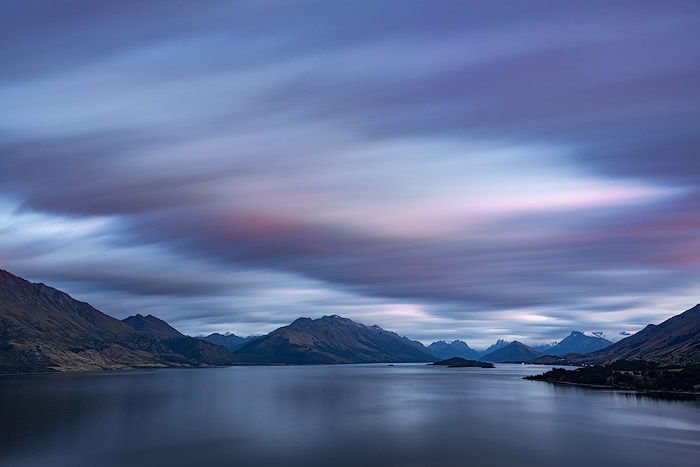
{"left": 1, "top": 1, "right": 699, "bottom": 347}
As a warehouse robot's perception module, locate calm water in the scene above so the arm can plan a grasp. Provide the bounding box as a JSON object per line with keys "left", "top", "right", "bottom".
{"left": 1, "top": 364, "right": 699, "bottom": 467}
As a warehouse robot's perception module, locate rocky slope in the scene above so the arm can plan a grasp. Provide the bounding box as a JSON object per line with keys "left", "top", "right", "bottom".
{"left": 122, "top": 314, "right": 236, "bottom": 365}
{"left": 0, "top": 270, "right": 187, "bottom": 373}
{"left": 572, "top": 305, "right": 700, "bottom": 365}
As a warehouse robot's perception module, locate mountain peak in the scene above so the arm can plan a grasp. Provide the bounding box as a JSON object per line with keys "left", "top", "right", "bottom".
{"left": 320, "top": 314, "right": 351, "bottom": 322}
{"left": 545, "top": 330, "right": 612, "bottom": 356}
{"left": 510, "top": 341, "right": 530, "bottom": 347}
{"left": 122, "top": 314, "right": 184, "bottom": 340}
{"left": 480, "top": 341, "right": 541, "bottom": 363}
{"left": 290, "top": 317, "right": 312, "bottom": 325}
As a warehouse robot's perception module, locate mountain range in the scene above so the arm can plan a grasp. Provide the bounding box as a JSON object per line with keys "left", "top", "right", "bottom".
{"left": 426, "top": 332, "right": 612, "bottom": 361}
{"left": 427, "top": 340, "right": 480, "bottom": 360}
{"left": 232, "top": 315, "right": 435, "bottom": 364}
{"left": 0, "top": 270, "right": 435, "bottom": 371}
{"left": 198, "top": 332, "right": 260, "bottom": 351}
{"left": 1, "top": 269, "right": 698, "bottom": 372}
{"left": 570, "top": 304, "right": 700, "bottom": 365}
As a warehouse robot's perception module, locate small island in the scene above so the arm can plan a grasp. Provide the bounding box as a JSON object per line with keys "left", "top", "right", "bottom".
{"left": 525, "top": 359, "right": 700, "bottom": 393}
{"left": 431, "top": 357, "right": 495, "bottom": 368}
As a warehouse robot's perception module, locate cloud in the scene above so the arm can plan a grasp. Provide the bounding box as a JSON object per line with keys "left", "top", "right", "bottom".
{"left": 1, "top": 1, "right": 699, "bottom": 345}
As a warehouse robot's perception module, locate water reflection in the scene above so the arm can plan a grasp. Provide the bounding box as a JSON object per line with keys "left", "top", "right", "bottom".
{"left": 1, "top": 364, "right": 698, "bottom": 467}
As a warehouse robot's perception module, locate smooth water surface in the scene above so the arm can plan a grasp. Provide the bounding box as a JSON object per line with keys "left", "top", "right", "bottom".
{"left": 1, "top": 364, "right": 699, "bottom": 467}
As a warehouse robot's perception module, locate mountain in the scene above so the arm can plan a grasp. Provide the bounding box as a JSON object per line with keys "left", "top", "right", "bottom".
{"left": 122, "top": 314, "right": 236, "bottom": 366}
{"left": 427, "top": 340, "right": 480, "bottom": 360}
{"left": 573, "top": 305, "right": 700, "bottom": 365}
{"left": 233, "top": 315, "right": 435, "bottom": 364}
{"left": 480, "top": 341, "right": 542, "bottom": 363}
{"left": 0, "top": 269, "right": 189, "bottom": 373}
{"left": 546, "top": 331, "right": 612, "bottom": 355}
{"left": 478, "top": 339, "right": 510, "bottom": 357}
{"left": 198, "top": 332, "right": 259, "bottom": 351}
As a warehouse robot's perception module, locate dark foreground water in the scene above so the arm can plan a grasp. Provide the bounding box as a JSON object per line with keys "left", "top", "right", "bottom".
{"left": 1, "top": 364, "right": 699, "bottom": 467}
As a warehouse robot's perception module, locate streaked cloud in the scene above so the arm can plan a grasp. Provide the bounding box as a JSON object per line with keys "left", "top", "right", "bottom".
{"left": 1, "top": 1, "right": 699, "bottom": 346}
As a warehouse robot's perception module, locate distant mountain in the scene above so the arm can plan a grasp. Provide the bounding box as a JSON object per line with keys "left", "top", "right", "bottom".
{"left": 427, "top": 340, "right": 480, "bottom": 360}
{"left": 587, "top": 331, "right": 632, "bottom": 343}
{"left": 478, "top": 339, "right": 510, "bottom": 357}
{"left": 531, "top": 343, "right": 554, "bottom": 354}
{"left": 573, "top": 305, "right": 700, "bottom": 365}
{"left": 0, "top": 269, "right": 189, "bottom": 373}
{"left": 546, "top": 331, "right": 612, "bottom": 355}
{"left": 122, "top": 314, "right": 235, "bottom": 366}
{"left": 233, "top": 315, "right": 435, "bottom": 364}
{"left": 480, "top": 341, "right": 542, "bottom": 363}
{"left": 198, "top": 332, "right": 259, "bottom": 351}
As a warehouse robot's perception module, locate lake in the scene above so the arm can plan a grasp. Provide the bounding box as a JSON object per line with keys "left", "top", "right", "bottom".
{"left": 1, "top": 364, "right": 699, "bottom": 467}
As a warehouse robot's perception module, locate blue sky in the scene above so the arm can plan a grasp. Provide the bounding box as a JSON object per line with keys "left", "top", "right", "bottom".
{"left": 1, "top": 1, "right": 699, "bottom": 346}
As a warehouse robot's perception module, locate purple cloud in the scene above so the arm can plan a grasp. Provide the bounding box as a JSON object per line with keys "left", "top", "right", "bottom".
{"left": 1, "top": 1, "right": 699, "bottom": 346}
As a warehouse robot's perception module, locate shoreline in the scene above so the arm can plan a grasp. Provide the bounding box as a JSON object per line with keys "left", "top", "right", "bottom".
{"left": 0, "top": 361, "right": 440, "bottom": 377}
{"left": 527, "top": 378, "right": 700, "bottom": 397}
